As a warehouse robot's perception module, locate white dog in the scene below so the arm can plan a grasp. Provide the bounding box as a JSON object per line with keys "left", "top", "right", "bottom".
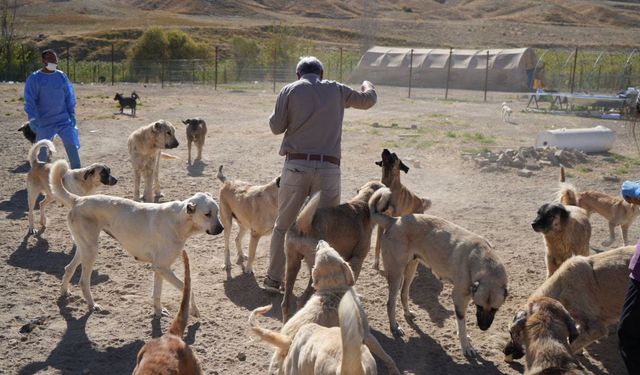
{"left": 50, "top": 159, "right": 224, "bottom": 317}
{"left": 502, "top": 102, "right": 513, "bottom": 123}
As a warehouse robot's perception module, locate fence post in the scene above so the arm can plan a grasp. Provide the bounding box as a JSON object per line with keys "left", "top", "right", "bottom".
{"left": 408, "top": 48, "right": 413, "bottom": 98}
{"left": 20, "top": 44, "right": 25, "bottom": 79}
{"left": 72, "top": 59, "right": 76, "bottom": 82}
{"left": 192, "top": 60, "right": 196, "bottom": 84}
{"left": 483, "top": 50, "right": 489, "bottom": 102}
{"left": 161, "top": 59, "right": 165, "bottom": 88}
{"left": 214, "top": 46, "right": 219, "bottom": 90}
{"left": 272, "top": 45, "right": 276, "bottom": 94}
{"left": 111, "top": 44, "right": 114, "bottom": 86}
{"left": 570, "top": 47, "right": 578, "bottom": 94}
{"left": 596, "top": 65, "right": 601, "bottom": 92}
{"left": 339, "top": 47, "right": 343, "bottom": 82}
{"left": 445, "top": 47, "right": 453, "bottom": 100}
{"left": 66, "top": 44, "right": 70, "bottom": 74}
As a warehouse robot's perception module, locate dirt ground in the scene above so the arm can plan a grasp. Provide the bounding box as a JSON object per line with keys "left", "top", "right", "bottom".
{"left": 0, "top": 81, "right": 637, "bottom": 375}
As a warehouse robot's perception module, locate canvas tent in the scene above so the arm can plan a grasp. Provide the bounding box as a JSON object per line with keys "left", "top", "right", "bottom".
{"left": 349, "top": 46, "right": 539, "bottom": 92}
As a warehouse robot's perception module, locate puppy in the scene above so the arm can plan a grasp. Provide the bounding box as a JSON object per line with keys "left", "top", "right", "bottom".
{"left": 18, "top": 121, "right": 36, "bottom": 143}
{"left": 502, "top": 102, "right": 513, "bottom": 123}
{"left": 282, "top": 180, "right": 385, "bottom": 322}
{"left": 373, "top": 148, "right": 431, "bottom": 271}
{"left": 503, "top": 296, "right": 583, "bottom": 375}
{"left": 26, "top": 140, "right": 118, "bottom": 235}
{"left": 505, "top": 246, "right": 633, "bottom": 355}
{"left": 559, "top": 167, "right": 639, "bottom": 247}
{"left": 250, "top": 240, "right": 399, "bottom": 375}
{"left": 50, "top": 159, "right": 223, "bottom": 317}
{"left": 132, "top": 251, "right": 202, "bottom": 375}
{"left": 182, "top": 118, "right": 207, "bottom": 165}
{"left": 114, "top": 91, "right": 139, "bottom": 117}
{"left": 369, "top": 187, "right": 508, "bottom": 357}
{"left": 532, "top": 201, "right": 591, "bottom": 278}
{"left": 217, "top": 165, "right": 279, "bottom": 276}
{"left": 128, "top": 120, "right": 179, "bottom": 202}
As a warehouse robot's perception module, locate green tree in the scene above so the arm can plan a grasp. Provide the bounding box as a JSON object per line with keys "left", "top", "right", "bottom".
{"left": 261, "top": 25, "right": 299, "bottom": 79}
{"left": 166, "top": 29, "right": 208, "bottom": 60}
{"left": 129, "top": 27, "right": 168, "bottom": 62}
{"left": 231, "top": 36, "right": 260, "bottom": 80}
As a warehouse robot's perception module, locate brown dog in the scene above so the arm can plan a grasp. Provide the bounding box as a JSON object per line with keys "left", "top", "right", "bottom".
{"left": 132, "top": 251, "right": 202, "bottom": 375}
{"left": 182, "top": 118, "right": 207, "bottom": 165}
{"left": 128, "top": 120, "right": 179, "bottom": 202}
{"left": 503, "top": 296, "right": 583, "bottom": 375}
{"left": 26, "top": 140, "right": 118, "bottom": 235}
{"left": 369, "top": 187, "right": 508, "bottom": 357}
{"left": 559, "top": 167, "right": 638, "bottom": 247}
{"left": 282, "top": 180, "right": 385, "bottom": 322}
{"left": 506, "top": 246, "right": 634, "bottom": 356}
{"left": 250, "top": 240, "right": 399, "bottom": 375}
{"left": 373, "top": 149, "right": 431, "bottom": 271}
{"left": 217, "top": 165, "right": 279, "bottom": 276}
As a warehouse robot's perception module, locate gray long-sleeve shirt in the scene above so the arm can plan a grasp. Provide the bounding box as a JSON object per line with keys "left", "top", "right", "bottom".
{"left": 269, "top": 73, "right": 377, "bottom": 159}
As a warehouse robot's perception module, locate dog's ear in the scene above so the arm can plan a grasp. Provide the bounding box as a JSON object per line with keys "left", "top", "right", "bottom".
{"left": 186, "top": 202, "right": 196, "bottom": 214}
{"left": 470, "top": 281, "right": 480, "bottom": 295}
{"left": 84, "top": 169, "right": 95, "bottom": 180}
{"left": 555, "top": 205, "right": 570, "bottom": 220}
{"left": 182, "top": 119, "right": 188, "bottom": 125}
{"left": 375, "top": 160, "right": 382, "bottom": 167}
{"left": 510, "top": 309, "right": 528, "bottom": 340}
{"left": 399, "top": 160, "right": 410, "bottom": 173}
{"left": 204, "top": 192, "right": 212, "bottom": 198}
{"left": 153, "top": 122, "right": 162, "bottom": 132}
{"left": 553, "top": 303, "right": 580, "bottom": 343}
{"left": 341, "top": 262, "right": 356, "bottom": 286}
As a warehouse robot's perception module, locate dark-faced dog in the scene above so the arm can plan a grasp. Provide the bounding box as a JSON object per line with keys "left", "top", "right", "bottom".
{"left": 182, "top": 118, "right": 207, "bottom": 165}
{"left": 114, "top": 91, "right": 139, "bottom": 117}
{"left": 18, "top": 121, "right": 36, "bottom": 144}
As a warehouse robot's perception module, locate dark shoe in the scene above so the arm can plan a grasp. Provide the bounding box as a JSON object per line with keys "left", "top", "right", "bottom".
{"left": 262, "top": 276, "right": 283, "bottom": 294}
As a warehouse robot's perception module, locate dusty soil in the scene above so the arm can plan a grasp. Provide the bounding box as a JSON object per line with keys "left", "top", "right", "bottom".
{"left": 0, "top": 82, "right": 637, "bottom": 374}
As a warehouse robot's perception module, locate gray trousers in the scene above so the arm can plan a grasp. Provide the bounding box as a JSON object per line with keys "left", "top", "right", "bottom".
{"left": 267, "top": 160, "right": 341, "bottom": 283}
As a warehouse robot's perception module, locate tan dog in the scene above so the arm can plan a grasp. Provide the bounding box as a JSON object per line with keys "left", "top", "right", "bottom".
{"left": 373, "top": 148, "right": 431, "bottom": 271}
{"left": 217, "top": 165, "right": 279, "bottom": 276}
{"left": 503, "top": 296, "right": 583, "bottom": 375}
{"left": 50, "top": 159, "right": 224, "bottom": 317}
{"left": 282, "top": 180, "right": 385, "bottom": 322}
{"left": 369, "top": 187, "right": 508, "bottom": 357}
{"left": 250, "top": 240, "right": 399, "bottom": 375}
{"left": 128, "top": 120, "right": 179, "bottom": 202}
{"left": 132, "top": 251, "right": 202, "bottom": 375}
{"left": 532, "top": 199, "right": 591, "bottom": 278}
{"left": 559, "top": 167, "right": 638, "bottom": 247}
{"left": 26, "top": 140, "right": 118, "bottom": 235}
{"left": 182, "top": 118, "right": 207, "bottom": 165}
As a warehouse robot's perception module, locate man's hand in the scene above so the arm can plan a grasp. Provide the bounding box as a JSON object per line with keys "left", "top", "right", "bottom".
{"left": 361, "top": 80, "right": 374, "bottom": 92}
{"left": 28, "top": 119, "right": 40, "bottom": 132}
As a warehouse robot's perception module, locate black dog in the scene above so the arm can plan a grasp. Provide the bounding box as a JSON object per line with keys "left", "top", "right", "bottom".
{"left": 17, "top": 122, "right": 36, "bottom": 143}
{"left": 114, "top": 92, "right": 139, "bottom": 117}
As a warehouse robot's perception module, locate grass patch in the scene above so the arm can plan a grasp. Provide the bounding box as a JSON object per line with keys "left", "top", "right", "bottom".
{"left": 446, "top": 131, "right": 457, "bottom": 138}
{"left": 429, "top": 113, "right": 447, "bottom": 118}
{"left": 382, "top": 140, "right": 400, "bottom": 149}
{"left": 462, "top": 132, "right": 496, "bottom": 144}
{"left": 576, "top": 166, "right": 593, "bottom": 173}
{"left": 367, "top": 129, "right": 381, "bottom": 136}
{"left": 462, "top": 146, "right": 490, "bottom": 155}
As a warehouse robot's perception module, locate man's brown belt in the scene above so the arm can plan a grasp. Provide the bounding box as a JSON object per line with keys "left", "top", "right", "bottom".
{"left": 285, "top": 153, "right": 340, "bottom": 166}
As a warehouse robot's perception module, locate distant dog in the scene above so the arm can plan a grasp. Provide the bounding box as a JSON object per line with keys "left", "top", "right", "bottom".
{"left": 128, "top": 120, "right": 179, "bottom": 202}
{"left": 50, "top": 159, "right": 223, "bottom": 316}
{"left": 17, "top": 121, "right": 36, "bottom": 144}
{"left": 504, "top": 246, "right": 634, "bottom": 356}
{"left": 532, "top": 201, "right": 591, "bottom": 278}
{"left": 182, "top": 118, "right": 207, "bottom": 165}
{"left": 114, "top": 92, "right": 139, "bottom": 117}
{"left": 132, "top": 251, "right": 202, "bottom": 375}
{"left": 373, "top": 148, "right": 431, "bottom": 271}
{"left": 369, "top": 187, "right": 508, "bottom": 357}
{"left": 502, "top": 102, "right": 513, "bottom": 123}
{"left": 559, "top": 167, "right": 639, "bottom": 247}
{"left": 26, "top": 140, "right": 118, "bottom": 235}
{"left": 503, "top": 296, "right": 583, "bottom": 375}
{"left": 217, "top": 165, "right": 280, "bottom": 276}
{"left": 250, "top": 240, "right": 399, "bottom": 375}
{"left": 282, "top": 180, "right": 385, "bottom": 322}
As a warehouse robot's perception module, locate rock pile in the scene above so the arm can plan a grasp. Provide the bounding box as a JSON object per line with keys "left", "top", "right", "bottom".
{"left": 466, "top": 146, "right": 589, "bottom": 176}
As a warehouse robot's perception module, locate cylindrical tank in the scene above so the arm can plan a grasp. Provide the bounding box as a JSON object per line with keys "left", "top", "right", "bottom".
{"left": 535, "top": 126, "right": 615, "bottom": 153}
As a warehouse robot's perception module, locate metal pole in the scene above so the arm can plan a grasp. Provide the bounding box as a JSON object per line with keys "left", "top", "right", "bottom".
{"left": 66, "top": 44, "right": 70, "bottom": 74}
{"left": 339, "top": 47, "right": 343, "bottom": 82}
{"left": 111, "top": 44, "right": 114, "bottom": 86}
{"left": 445, "top": 47, "right": 453, "bottom": 100}
{"left": 272, "top": 45, "right": 276, "bottom": 94}
{"left": 192, "top": 60, "right": 196, "bottom": 84}
{"left": 483, "top": 50, "right": 489, "bottom": 102}
{"left": 596, "top": 65, "right": 601, "bottom": 92}
{"left": 214, "top": 46, "right": 218, "bottom": 90}
{"left": 408, "top": 48, "right": 413, "bottom": 98}
{"left": 570, "top": 47, "right": 578, "bottom": 93}
{"left": 161, "top": 59, "right": 165, "bottom": 88}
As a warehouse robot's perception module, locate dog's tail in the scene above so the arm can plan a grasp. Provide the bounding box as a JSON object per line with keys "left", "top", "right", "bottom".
{"left": 557, "top": 183, "right": 578, "bottom": 206}
{"left": 339, "top": 288, "right": 369, "bottom": 375}
{"left": 131, "top": 91, "right": 139, "bottom": 100}
{"left": 50, "top": 159, "right": 78, "bottom": 207}
{"left": 295, "top": 192, "right": 321, "bottom": 236}
{"left": 28, "top": 139, "right": 55, "bottom": 167}
{"left": 160, "top": 152, "right": 180, "bottom": 160}
{"left": 169, "top": 250, "right": 191, "bottom": 337}
{"left": 217, "top": 165, "right": 227, "bottom": 183}
{"left": 368, "top": 187, "right": 396, "bottom": 230}
{"left": 560, "top": 166, "right": 566, "bottom": 183}
{"left": 248, "top": 305, "right": 291, "bottom": 353}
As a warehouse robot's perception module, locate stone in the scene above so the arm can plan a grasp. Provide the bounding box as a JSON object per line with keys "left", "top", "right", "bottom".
{"left": 517, "top": 169, "right": 533, "bottom": 177}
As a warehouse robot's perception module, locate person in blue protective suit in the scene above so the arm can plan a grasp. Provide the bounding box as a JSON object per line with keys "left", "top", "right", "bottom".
{"left": 24, "top": 49, "right": 80, "bottom": 168}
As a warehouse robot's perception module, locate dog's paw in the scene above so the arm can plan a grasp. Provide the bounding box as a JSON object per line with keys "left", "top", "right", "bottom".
{"left": 391, "top": 325, "right": 405, "bottom": 337}
{"left": 27, "top": 227, "right": 38, "bottom": 235}
{"left": 154, "top": 307, "right": 171, "bottom": 319}
{"left": 221, "top": 263, "right": 232, "bottom": 271}
{"left": 91, "top": 304, "right": 109, "bottom": 314}
{"left": 462, "top": 344, "right": 477, "bottom": 357}
{"left": 601, "top": 239, "right": 614, "bottom": 247}
{"left": 242, "top": 266, "right": 254, "bottom": 274}
{"left": 404, "top": 310, "right": 416, "bottom": 321}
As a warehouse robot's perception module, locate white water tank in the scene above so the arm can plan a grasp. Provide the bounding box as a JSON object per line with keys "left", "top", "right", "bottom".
{"left": 535, "top": 126, "right": 615, "bottom": 153}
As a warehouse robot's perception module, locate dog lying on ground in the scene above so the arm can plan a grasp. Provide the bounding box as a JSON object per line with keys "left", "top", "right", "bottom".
{"left": 132, "top": 251, "right": 202, "bottom": 375}
{"left": 502, "top": 102, "right": 513, "bottom": 123}
{"left": 114, "top": 92, "right": 139, "bottom": 117}
{"left": 532, "top": 200, "right": 591, "bottom": 278}
{"left": 128, "top": 120, "right": 179, "bottom": 202}
{"left": 503, "top": 296, "right": 583, "bottom": 375}
{"left": 373, "top": 148, "right": 431, "bottom": 271}
{"left": 217, "top": 165, "right": 279, "bottom": 276}
{"left": 50, "top": 159, "right": 224, "bottom": 317}
{"left": 369, "top": 187, "right": 509, "bottom": 357}
{"left": 504, "top": 246, "right": 633, "bottom": 357}
{"left": 559, "top": 167, "right": 638, "bottom": 247}
{"left": 26, "top": 140, "right": 118, "bottom": 235}
{"left": 250, "top": 240, "right": 399, "bottom": 375}
{"left": 282, "top": 180, "right": 385, "bottom": 322}
{"left": 182, "top": 118, "right": 207, "bottom": 165}
{"left": 18, "top": 121, "right": 36, "bottom": 144}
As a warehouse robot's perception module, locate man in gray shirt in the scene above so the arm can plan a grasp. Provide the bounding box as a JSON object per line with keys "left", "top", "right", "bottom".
{"left": 263, "top": 56, "right": 377, "bottom": 293}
